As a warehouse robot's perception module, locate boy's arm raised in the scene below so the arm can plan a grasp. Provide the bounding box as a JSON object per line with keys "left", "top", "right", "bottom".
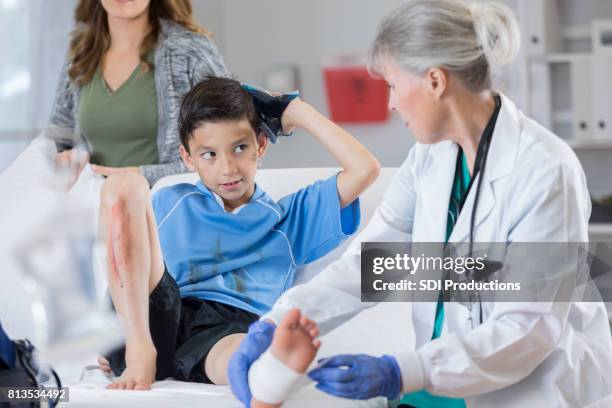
{"left": 281, "top": 99, "right": 381, "bottom": 208}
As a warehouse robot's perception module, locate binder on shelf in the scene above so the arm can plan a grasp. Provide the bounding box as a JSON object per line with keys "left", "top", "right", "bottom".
{"left": 518, "top": 0, "right": 562, "bottom": 56}
{"left": 591, "top": 56, "right": 612, "bottom": 141}
{"left": 528, "top": 62, "right": 553, "bottom": 129}
{"left": 592, "top": 20, "right": 612, "bottom": 55}
{"left": 570, "top": 57, "right": 593, "bottom": 142}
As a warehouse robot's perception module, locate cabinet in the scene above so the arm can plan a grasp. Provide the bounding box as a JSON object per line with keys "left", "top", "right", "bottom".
{"left": 514, "top": 0, "right": 612, "bottom": 148}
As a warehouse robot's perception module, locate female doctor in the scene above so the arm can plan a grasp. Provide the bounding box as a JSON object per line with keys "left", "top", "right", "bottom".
{"left": 228, "top": 0, "right": 612, "bottom": 407}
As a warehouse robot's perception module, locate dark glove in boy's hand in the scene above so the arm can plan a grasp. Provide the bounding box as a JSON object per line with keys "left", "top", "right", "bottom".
{"left": 242, "top": 84, "right": 299, "bottom": 143}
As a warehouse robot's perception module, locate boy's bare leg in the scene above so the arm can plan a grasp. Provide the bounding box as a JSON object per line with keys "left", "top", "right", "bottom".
{"left": 98, "top": 173, "right": 165, "bottom": 390}
{"left": 251, "top": 309, "right": 321, "bottom": 408}
{"left": 204, "top": 333, "right": 246, "bottom": 384}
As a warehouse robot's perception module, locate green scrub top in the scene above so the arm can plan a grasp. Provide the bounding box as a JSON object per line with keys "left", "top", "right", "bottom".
{"left": 78, "top": 63, "right": 159, "bottom": 168}
{"left": 400, "top": 150, "right": 470, "bottom": 408}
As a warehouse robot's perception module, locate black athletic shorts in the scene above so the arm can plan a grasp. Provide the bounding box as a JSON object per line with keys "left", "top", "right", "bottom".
{"left": 107, "top": 269, "right": 260, "bottom": 383}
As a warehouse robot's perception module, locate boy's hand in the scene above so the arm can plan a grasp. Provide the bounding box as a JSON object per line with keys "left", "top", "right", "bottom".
{"left": 241, "top": 84, "right": 299, "bottom": 143}
{"left": 91, "top": 165, "right": 140, "bottom": 177}
{"left": 279, "top": 97, "right": 304, "bottom": 135}
{"left": 54, "top": 149, "right": 89, "bottom": 192}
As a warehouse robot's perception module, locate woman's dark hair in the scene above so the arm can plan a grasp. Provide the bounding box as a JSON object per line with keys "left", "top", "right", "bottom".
{"left": 178, "top": 77, "right": 262, "bottom": 152}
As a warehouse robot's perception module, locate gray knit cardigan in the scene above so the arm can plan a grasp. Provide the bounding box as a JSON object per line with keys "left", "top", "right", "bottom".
{"left": 49, "top": 19, "right": 229, "bottom": 185}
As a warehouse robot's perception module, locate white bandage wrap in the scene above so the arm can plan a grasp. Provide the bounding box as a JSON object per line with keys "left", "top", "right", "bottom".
{"left": 248, "top": 350, "right": 303, "bottom": 404}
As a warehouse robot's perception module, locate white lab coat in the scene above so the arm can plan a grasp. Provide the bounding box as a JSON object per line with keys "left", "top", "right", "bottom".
{"left": 264, "top": 94, "right": 612, "bottom": 407}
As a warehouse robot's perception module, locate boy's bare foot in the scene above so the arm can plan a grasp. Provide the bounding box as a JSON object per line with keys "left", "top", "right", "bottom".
{"left": 269, "top": 308, "right": 321, "bottom": 373}
{"left": 106, "top": 341, "right": 157, "bottom": 390}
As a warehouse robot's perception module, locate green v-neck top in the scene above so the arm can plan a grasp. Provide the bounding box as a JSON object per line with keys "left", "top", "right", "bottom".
{"left": 78, "top": 63, "right": 159, "bottom": 167}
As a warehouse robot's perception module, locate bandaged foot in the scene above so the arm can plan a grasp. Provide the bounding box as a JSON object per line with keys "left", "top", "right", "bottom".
{"left": 248, "top": 309, "right": 320, "bottom": 405}
{"left": 107, "top": 340, "right": 157, "bottom": 390}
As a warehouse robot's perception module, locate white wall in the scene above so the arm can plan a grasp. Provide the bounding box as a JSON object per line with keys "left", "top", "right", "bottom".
{"left": 0, "top": 137, "right": 30, "bottom": 173}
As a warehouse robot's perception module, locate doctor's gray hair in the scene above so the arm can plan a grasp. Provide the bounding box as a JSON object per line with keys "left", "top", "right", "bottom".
{"left": 369, "top": 0, "right": 520, "bottom": 93}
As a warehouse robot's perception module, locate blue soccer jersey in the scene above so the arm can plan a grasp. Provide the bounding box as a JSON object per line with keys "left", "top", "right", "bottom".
{"left": 152, "top": 174, "right": 360, "bottom": 316}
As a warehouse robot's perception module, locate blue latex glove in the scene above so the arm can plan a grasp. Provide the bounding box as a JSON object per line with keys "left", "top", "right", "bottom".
{"left": 227, "top": 320, "right": 275, "bottom": 407}
{"left": 241, "top": 84, "right": 299, "bottom": 143}
{"left": 308, "top": 354, "right": 402, "bottom": 400}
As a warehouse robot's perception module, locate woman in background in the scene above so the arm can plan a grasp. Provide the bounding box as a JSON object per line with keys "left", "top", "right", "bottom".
{"left": 51, "top": 0, "right": 228, "bottom": 186}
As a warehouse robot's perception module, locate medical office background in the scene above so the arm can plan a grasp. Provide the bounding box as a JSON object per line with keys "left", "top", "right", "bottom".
{"left": 1, "top": 0, "right": 612, "bottom": 237}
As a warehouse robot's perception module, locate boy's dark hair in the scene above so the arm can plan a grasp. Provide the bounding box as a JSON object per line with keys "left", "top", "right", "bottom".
{"left": 178, "top": 77, "right": 262, "bottom": 152}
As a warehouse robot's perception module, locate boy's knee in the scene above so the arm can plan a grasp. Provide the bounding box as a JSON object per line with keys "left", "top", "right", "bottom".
{"left": 101, "top": 173, "right": 150, "bottom": 205}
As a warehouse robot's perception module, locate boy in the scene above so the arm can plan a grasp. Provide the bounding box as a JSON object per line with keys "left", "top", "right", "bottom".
{"left": 97, "top": 77, "right": 380, "bottom": 389}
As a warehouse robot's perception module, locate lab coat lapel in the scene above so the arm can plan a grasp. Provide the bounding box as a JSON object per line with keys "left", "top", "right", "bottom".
{"left": 413, "top": 142, "right": 456, "bottom": 346}
{"left": 450, "top": 93, "right": 519, "bottom": 243}
{"left": 449, "top": 171, "right": 495, "bottom": 243}
{"left": 419, "top": 141, "right": 458, "bottom": 242}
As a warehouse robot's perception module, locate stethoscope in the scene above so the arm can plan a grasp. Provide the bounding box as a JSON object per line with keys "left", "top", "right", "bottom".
{"left": 450, "top": 93, "right": 502, "bottom": 326}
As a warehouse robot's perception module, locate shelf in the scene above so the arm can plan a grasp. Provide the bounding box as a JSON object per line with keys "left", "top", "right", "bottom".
{"left": 553, "top": 110, "right": 573, "bottom": 124}
{"left": 589, "top": 223, "right": 612, "bottom": 236}
{"left": 562, "top": 26, "right": 592, "bottom": 41}
{"left": 528, "top": 53, "right": 592, "bottom": 63}
{"left": 568, "top": 139, "right": 612, "bottom": 149}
